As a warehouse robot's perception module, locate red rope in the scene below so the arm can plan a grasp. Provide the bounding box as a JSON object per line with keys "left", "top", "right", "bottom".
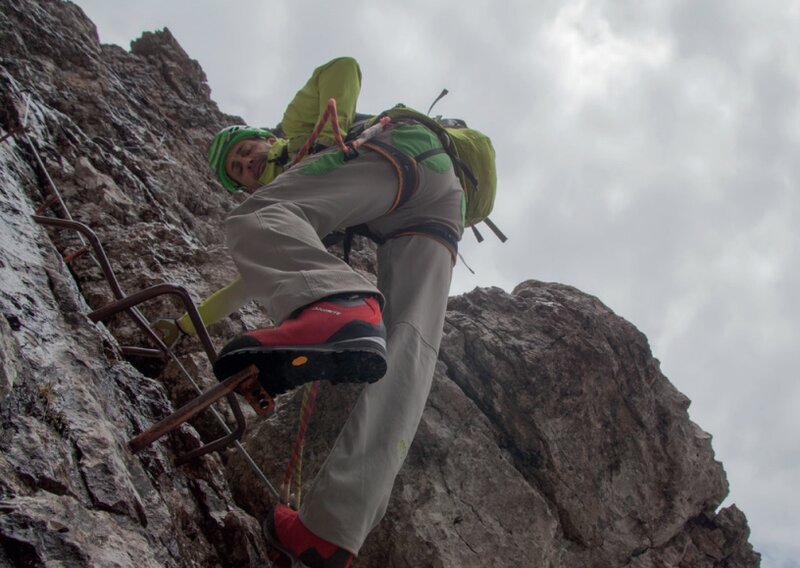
{"left": 290, "top": 99, "right": 392, "bottom": 168}
{"left": 281, "top": 380, "right": 321, "bottom": 506}
{"left": 290, "top": 98, "right": 353, "bottom": 167}
{"left": 280, "top": 100, "right": 391, "bottom": 507}
{"left": 282, "top": 98, "right": 349, "bottom": 505}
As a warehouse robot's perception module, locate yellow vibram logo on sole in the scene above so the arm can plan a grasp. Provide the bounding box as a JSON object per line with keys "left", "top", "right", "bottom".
{"left": 292, "top": 356, "right": 309, "bottom": 367}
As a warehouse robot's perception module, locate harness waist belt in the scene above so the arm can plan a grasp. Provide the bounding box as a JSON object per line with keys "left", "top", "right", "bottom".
{"left": 342, "top": 223, "right": 459, "bottom": 265}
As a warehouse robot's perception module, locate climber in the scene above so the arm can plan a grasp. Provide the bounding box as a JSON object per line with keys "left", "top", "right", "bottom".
{"left": 149, "top": 55, "right": 364, "bottom": 350}
{"left": 162, "top": 57, "right": 463, "bottom": 568}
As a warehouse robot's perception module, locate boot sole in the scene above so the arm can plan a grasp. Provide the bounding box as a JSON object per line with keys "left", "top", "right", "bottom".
{"left": 213, "top": 337, "right": 387, "bottom": 396}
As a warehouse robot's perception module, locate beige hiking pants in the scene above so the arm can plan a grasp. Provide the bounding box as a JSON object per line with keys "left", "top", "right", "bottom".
{"left": 225, "top": 127, "right": 464, "bottom": 553}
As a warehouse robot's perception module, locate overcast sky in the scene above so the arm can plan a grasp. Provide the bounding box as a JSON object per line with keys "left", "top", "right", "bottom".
{"left": 71, "top": 1, "right": 799, "bottom": 565}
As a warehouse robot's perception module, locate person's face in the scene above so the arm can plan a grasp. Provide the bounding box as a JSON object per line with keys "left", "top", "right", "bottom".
{"left": 224, "top": 137, "right": 276, "bottom": 192}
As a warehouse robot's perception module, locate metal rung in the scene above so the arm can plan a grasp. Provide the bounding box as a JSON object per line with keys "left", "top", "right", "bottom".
{"left": 32, "top": 215, "right": 253, "bottom": 463}
{"left": 129, "top": 365, "right": 272, "bottom": 455}
{"left": 121, "top": 346, "right": 165, "bottom": 359}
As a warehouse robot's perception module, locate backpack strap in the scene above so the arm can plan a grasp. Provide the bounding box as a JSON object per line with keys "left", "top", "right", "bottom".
{"left": 414, "top": 146, "right": 447, "bottom": 163}
{"left": 413, "top": 146, "right": 507, "bottom": 244}
{"left": 482, "top": 216, "right": 507, "bottom": 242}
{"left": 412, "top": 146, "right": 480, "bottom": 217}
{"left": 413, "top": 146, "right": 480, "bottom": 196}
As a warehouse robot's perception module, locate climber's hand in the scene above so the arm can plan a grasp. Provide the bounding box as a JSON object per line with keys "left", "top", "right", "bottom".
{"left": 150, "top": 318, "right": 185, "bottom": 349}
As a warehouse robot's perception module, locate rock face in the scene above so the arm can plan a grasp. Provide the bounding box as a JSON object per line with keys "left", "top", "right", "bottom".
{"left": 0, "top": 1, "right": 759, "bottom": 566}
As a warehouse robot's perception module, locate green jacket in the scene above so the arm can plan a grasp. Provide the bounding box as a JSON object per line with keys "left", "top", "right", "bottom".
{"left": 281, "top": 56, "right": 362, "bottom": 156}
{"left": 253, "top": 57, "right": 362, "bottom": 188}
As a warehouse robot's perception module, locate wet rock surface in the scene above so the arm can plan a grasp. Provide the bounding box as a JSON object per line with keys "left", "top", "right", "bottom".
{"left": 0, "top": 1, "right": 759, "bottom": 566}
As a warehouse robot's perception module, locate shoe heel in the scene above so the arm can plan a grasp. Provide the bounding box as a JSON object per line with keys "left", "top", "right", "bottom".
{"left": 330, "top": 349, "right": 387, "bottom": 385}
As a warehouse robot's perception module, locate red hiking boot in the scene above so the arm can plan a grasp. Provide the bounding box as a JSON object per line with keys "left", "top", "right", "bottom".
{"left": 213, "top": 295, "right": 387, "bottom": 396}
{"left": 264, "top": 505, "right": 354, "bottom": 568}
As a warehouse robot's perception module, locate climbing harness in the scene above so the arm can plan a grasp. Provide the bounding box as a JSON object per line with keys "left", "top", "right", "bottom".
{"left": 289, "top": 99, "right": 461, "bottom": 263}
{"left": 276, "top": 99, "right": 465, "bottom": 508}
{"left": 281, "top": 380, "right": 321, "bottom": 506}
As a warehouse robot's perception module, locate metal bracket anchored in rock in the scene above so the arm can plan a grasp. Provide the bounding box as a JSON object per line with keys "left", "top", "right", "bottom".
{"left": 31, "top": 215, "right": 279, "bottom": 495}
{"left": 128, "top": 364, "right": 273, "bottom": 457}
{"left": 12, "top": 89, "right": 281, "bottom": 497}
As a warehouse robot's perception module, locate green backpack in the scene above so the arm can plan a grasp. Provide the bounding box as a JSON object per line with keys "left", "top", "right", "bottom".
{"left": 373, "top": 104, "right": 506, "bottom": 242}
